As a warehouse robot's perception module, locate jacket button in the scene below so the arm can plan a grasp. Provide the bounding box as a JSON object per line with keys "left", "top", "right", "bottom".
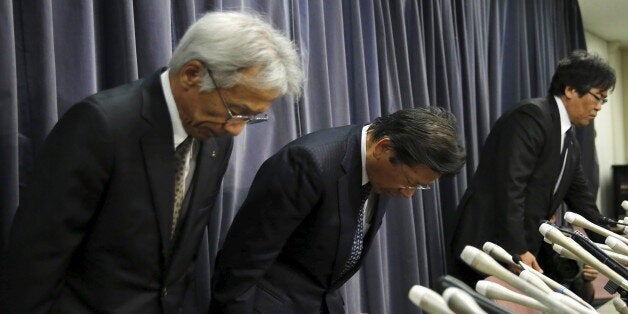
{"left": 162, "top": 288, "right": 168, "bottom": 296}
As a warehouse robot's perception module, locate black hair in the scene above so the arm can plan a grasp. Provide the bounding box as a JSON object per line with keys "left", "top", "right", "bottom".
{"left": 548, "top": 50, "right": 616, "bottom": 96}
{"left": 368, "top": 107, "right": 466, "bottom": 175}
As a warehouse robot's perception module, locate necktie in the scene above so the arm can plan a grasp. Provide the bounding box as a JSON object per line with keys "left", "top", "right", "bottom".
{"left": 554, "top": 127, "right": 573, "bottom": 194}
{"left": 560, "top": 127, "right": 574, "bottom": 161}
{"left": 340, "top": 183, "right": 372, "bottom": 276}
{"left": 171, "top": 136, "right": 194, "bottom": 238}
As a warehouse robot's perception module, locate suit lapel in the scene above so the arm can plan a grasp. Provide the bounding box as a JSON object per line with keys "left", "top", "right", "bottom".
{"left": 544, "top": 97, "right": 566, "bottom": 205}
{"left": 362, "top": 195, "right": 388, "bottom": 252}
{"left": 330, "top": 127, "right": 363, "bottom": 283}
{"left": 139, "top": 69, "right": 176, "bottom": 261}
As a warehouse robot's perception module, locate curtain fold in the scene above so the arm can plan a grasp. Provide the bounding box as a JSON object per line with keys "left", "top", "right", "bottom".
{"left": 0, "top": 0, "right": 18, "bottom": 247}
{"left": 2, "top": 1, "right": 591, "bottom": 313}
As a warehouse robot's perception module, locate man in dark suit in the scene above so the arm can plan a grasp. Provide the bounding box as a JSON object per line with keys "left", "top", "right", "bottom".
{"left": 448, "top": 50, "right": 616, "bottom": 286}
{"left": 0, "top": 12, "right": 303, "bottom": 313}
{"left": 210, "top": 107, "right": 466, "bottom": 313}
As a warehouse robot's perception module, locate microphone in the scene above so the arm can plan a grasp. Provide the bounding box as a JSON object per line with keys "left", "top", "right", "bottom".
{"left": 518, "top": 260, "right": 594, "bottom": 310}
{"left": 595, "top": 243, "right": 612, "bottom": 251}
{"left": 619, "top": 218, "right": 628, "bottom": 235}
{"left": 549, "top": 292, "right": 597, "bottom": 314}
{"left": 518, "top": 270, "right": 595, "bottom": 313}
{"left": 600, "top": 248, "right": 628, "bottom": 266}
{"left": 408, "top": 285, "right": 455, "bottom": 314}
{"left": 436, "top": 275, "right": 515, "bottom": 314}
{"left": 552, "top": 244, "right": 585, "bottom": 263}
{"left": 482, "top": 242, "right": 522, "bottom": 269}
{"left": 606, "top": 236, "right": 628, "bottom": 255}
{"left": 442, "top": 287, "right": 487, "bottom": 314}
{"left": 620, "top": 219, "right": 628, "bottom": 235}
{"left": 518, "top": 270, "right": 552, "bottom": 293}
{"left": 598, "top": 215, "right": 620, "bottom": 227}
{"left": 475, "top": 280, "right": 549, "bottom": 312}
{"left": 614, "top": 297, "right": 628, "bottom": 314}
{"left": 564, "top": 212, "right": 628, "bottom": 246}
{"left": 483, "top": 242, "right": 594, "bottom": 310}
{"left": 460, "top": 246, "right": 573, "bottom": 313}
{"left": 539, "top": 223, "right": 628, "bottom": 291}
{"left": 570, "top": 231, "right": 628, "bottom": 279}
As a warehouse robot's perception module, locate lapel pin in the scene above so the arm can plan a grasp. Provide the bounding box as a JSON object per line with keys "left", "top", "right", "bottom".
{"left": 211, "top": 150, "right": 217, "bottom": 158}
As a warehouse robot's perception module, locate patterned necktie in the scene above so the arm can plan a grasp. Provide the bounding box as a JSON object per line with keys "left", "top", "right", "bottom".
{"left": 340, "top": 182, "right": 372, "bottom": 276}
{"left": 171, "top": 136, "right": 194, "bottom": 238}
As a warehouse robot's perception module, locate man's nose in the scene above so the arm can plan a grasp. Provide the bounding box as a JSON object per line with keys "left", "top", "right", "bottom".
{"left": 400, "top": 189, "right": 416, "bottom": 198}
{"left": 594, "top": 102, "right": 603, "bottom": 111}
{"left": 224, "top": 121, "right": 246, "bottom": 136}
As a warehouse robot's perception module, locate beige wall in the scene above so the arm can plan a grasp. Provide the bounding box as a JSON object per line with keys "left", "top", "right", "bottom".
{"left": 622, "top": 51, "right": 628, "bottom": 161}
{"left": 584, "top": 31, "right": 627, "bottom": 216}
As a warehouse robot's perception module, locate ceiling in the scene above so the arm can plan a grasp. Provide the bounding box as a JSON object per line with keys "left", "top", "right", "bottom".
{"left": 579, "top": 0, "right": 628, "bottom": 47}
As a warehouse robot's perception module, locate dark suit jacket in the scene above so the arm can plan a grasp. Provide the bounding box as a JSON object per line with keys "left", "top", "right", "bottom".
{"left": 449, "top": 96, "right": 599, "bottom": 271}
{"left": 0, "top": 70, "right": 233, "bottom": 313}
{"left": 210, "top": 125, "right": 389, "bottom": 314}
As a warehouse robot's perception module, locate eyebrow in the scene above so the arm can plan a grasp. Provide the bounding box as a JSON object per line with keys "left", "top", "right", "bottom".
{"left": 404, "top": 169, "right": 425, "bottom": 186}
{"left": 592, "top": 90, "right": 608, "bottom": 97}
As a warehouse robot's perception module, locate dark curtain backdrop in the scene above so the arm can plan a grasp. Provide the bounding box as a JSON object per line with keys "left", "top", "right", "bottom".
{"left": 1, "top": 0, "right": 591, "bottom": 313}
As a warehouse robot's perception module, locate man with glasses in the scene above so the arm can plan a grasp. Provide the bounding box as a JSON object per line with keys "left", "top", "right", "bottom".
{"left": 1, "top": 11, "right": 302, "bottom": 313}
{"left": 210, "top": 107, "right": 466, "bottom": 313}
{"left": 448, "top": 50, "right": 616, "bottom": 287}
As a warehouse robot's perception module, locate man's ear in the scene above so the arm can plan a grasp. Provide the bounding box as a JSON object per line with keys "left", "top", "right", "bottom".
{"left": 564, "top": 86, "right": 579, "bottom": 100}
{"left": 177, "top": 60, "right": 204, "bottom": 90}
{"left": 372, "top": 137, "right": 392, "bottom": 160}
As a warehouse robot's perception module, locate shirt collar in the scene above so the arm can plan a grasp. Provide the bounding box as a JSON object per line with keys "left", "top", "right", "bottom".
{"left": 161, "top": 70, "right": 189, "bottom": 148}
{"left": 554, "top": 95, "right": 572, "bottom": 134}
{"left": 361, "top": 125, "right": 370, "bottom": 186}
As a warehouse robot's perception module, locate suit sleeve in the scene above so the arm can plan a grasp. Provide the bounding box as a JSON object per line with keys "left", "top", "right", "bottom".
{"left": 492, "top": 106, "right": 547, "bottom": 254}
{"left": 210, "top": 146, "right": 323, "bottom": 312}
{"left": 0, "top": 101, "right": 113, "bottom": 313}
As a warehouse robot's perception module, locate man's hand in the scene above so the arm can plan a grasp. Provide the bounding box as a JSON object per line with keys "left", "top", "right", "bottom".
{"left": 517, "top": 251, "right": 543, "bottom": 273}
{"left": 582, "top": 264, "right": 598, "bottom": 282}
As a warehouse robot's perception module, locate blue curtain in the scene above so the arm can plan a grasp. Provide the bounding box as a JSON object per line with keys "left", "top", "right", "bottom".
{"left": 1, "top": 0, "right": 590, "bottom": 313}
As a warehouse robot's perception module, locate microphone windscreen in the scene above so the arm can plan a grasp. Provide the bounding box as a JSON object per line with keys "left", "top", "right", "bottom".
{"left": 408, "top": 285, "right": 454, "bottom": 314}
{"left": 571, "top": 231, "right": 628, "bottom": 278}
{"left": 475, "top": 280, "right": 549, "bottom": 312}
{"left": 461, "top": 245, "right": 573, "bottom": 313}
{"left": 443, "top": 287, "right": 487, "bottom": 314}
{"left": 606, "top": 236, "right": 628, "bottom": 255}
{"left": 518, "top": 270, "right": 552, "bottom": 294}
{"left": 613, "top": 297, "right": 628, "bottom": 314}
{"left": 436, "top": 276, "right": 515, "bottom": 314}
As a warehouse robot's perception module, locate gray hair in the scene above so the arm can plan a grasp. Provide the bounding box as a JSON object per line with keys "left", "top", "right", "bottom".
{"left": 169, "top": 11, "right": 303, "bottom": 99}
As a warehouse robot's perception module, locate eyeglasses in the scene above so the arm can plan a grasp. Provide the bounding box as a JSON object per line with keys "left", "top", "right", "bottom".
{"left": 399, "top": 165, "right": 432, "bottom": 191}
{"left": 587, "top": 91, "right": 608, "bottom": 105}
{"left": 205, "top": 66, "right": 269, "bottom": 124}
